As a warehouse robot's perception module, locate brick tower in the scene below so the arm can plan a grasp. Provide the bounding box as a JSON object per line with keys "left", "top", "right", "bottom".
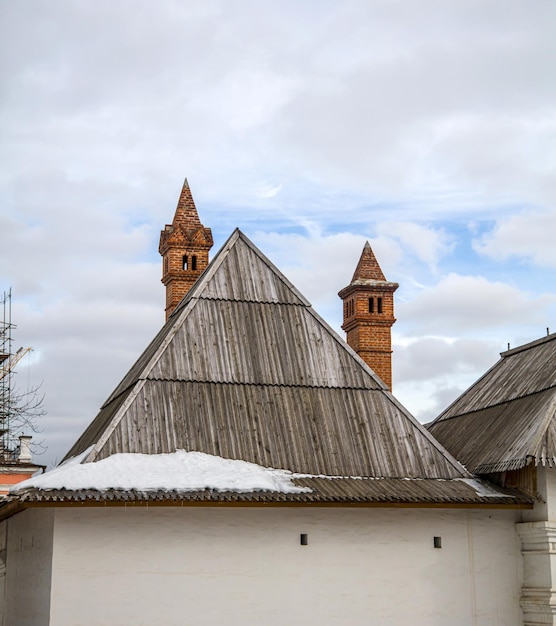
{"left": 159, "top": 179, "right": 213, "bottom": 320}
{"left": 338, "top": 242, "right": 398, "bottom": 390}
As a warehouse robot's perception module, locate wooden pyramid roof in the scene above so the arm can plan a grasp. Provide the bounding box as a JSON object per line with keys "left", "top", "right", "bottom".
{"left": 37, "top": 230, "right": 529, "bottom": 507}
{"left": 428, "top": 333, "right": 556, "bottom": 474}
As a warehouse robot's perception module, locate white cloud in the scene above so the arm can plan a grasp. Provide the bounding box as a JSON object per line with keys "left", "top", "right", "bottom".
{"left": 376, "top": 222, "right": 454, "bottom": 271}
{"left": 473, "top": 208, "right": 556, "bottom": 268}
{"left": 252, "top": 229, "right": 401, "bottom": 324}
{"left": 392, "top": 337, "right": 502, "bottom": 423}
{"left": 257, "top": 183, "right": 283, "bottom": 199}
{"left": 393, "top": 337, "right": 498, "bottom": 384}
{"left": 2, "top": 1, "right": 555, "bottom": 212}
{"left": 399, "top": 273, "right": 555, "bottom": 335}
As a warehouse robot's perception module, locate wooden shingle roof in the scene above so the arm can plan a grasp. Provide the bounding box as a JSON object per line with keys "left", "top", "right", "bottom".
{"left": 26, "top": 229, "right": 527, "bottom": 508}
{"left": 63, "top": 230, "right": 462, "bottom": 477}
{"left": 428, "top": 333, "right": 556, "bottom": 474}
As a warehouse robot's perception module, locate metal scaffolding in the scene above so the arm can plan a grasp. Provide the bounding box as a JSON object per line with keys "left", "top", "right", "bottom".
{"left": 0, "top": 289, "right": 25, "bottom": 460}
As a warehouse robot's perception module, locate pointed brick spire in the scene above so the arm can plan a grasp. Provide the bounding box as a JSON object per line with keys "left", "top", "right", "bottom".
{"left": 352, "top": 241, "right": 386, "bottom": 282}
{"left": 159, "top": 180, "right": 213, "bottom": 320}
{"left": 338, "top": 241, "right": 398, "bottom": 391}
{"left": 172, "top": 178, "right": 202, "bottom": 229}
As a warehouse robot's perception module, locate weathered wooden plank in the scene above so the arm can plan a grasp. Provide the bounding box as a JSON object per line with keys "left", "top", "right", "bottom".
{"left": 430, "top": 389, "right": 555, "bottom": 473}
{"left": 147, "top": 299, "right": 379, "bottom": 390}
{"left": 93, "top": 381, "right": 463, "bottom": 480}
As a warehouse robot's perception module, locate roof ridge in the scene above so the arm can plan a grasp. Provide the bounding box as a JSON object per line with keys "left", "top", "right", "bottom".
{"left": 168, "top": 230, "right": 242, "bottom": 318}
{"left": 85, "top": 294, "right": 204, "bottom": 463}
{"left": 431, "top": 386, "right": 556, "bottom": 424}
{"left": 234, "top": 229, "right": 312, "bottom": 306}
{"left": 501, "top": 331, "right": 556, "bottom": 357}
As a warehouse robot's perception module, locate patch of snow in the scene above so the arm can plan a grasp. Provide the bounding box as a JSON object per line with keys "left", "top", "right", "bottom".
{"left": 9, "top": 451, "right": 513, "bottom": 499}
{"left": 10, "top": 450, "right": 311, "bottom": 494}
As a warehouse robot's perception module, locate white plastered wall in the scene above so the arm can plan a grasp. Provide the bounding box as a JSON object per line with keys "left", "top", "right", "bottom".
{"left": 1, "top": 508, "right": 54, "bottom": 626}
{"left": 47, "top": 506, "right": 523, "bottom": 626}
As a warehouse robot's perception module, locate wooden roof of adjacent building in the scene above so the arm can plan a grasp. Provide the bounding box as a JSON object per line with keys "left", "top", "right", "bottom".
{"left": 13, "top": 229, "right": 530, "bottom": 507}
{"left": 428, "top": 333, "right": 556, "bottom": 474}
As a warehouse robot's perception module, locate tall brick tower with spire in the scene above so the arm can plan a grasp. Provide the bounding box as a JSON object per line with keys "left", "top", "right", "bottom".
{"left": 338, "top": 242, "right": 399, "bottom": 390}
{"left": 159, "top": 179, "right": 213, "bottom": 320}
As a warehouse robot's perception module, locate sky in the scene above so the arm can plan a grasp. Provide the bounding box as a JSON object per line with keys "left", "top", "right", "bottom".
{"left": 1, "top": 0, "right": 555, "bottom": 467}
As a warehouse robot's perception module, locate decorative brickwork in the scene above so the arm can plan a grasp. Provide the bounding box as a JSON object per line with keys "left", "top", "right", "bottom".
{"left": 159, "top": 180, "right": 213, "bottom": 320}
{"left": 338, "top": 242, "right": 398, "bottom": 390}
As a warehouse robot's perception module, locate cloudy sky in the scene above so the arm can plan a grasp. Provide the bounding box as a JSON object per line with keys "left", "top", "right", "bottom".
{"left": 1, "top": 1, "right": 555, "bottom": 467}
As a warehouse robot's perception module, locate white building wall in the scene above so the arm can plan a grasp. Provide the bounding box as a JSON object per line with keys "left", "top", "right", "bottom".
{"left": 518, "top": 466, "right": 556, "bottom": 625}
{"left": 48, "top": 506, "right": 523, "bottom": 626}
{"left": 2, "top": 508, "right": 54, "bottom": 626}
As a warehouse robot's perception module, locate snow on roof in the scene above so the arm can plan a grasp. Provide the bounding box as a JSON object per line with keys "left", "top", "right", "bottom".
{"left": 10, "top": 450, "right": 311, "bottom": 495}
{"left": 7, "top": 450, "right": 531, "bottom": 507}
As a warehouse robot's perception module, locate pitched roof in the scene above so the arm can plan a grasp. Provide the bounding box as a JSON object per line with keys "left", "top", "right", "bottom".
{"left": 27, "top": 229, "right": 528, "bottom": 507}
{"left": 428, "top": 333, "right": 556, "bottom": 474}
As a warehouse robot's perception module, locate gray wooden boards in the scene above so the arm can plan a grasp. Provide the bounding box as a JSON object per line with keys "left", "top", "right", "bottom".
{"left": 429, "top": 333, "right": 556, "bottom": 473}
{"left": 57, "top": 229, "right": 522, "bottom": 506}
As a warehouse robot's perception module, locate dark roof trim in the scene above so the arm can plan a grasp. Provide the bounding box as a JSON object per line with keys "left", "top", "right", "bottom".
{"left": 7, "top": 478, "right": 533, "bottom": 508}
{"left": 476, "top": 455, "right": 556, "bottom": 475}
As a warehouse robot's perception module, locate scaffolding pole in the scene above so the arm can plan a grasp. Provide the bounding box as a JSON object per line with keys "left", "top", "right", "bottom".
{"left": 0, "top": 289, "right": 18, "bottom": 458}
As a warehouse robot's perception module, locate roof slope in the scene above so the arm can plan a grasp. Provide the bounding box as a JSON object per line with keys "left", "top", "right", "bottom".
{"left": 65, "top": 230, "right": 465, "bottom": 481}
{"left": 428, "top": 333, "right": 556, "bottom": 473}
{"left": 38, "top": 229, "right": 530, "bottom": 508}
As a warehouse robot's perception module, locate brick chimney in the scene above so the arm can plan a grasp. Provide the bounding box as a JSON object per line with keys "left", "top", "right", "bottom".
{"left": 338, "top": 242, "right": 398, "bottom": 390}
{"left": 159, "top": 179, "right": 213, "bottom": 320}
